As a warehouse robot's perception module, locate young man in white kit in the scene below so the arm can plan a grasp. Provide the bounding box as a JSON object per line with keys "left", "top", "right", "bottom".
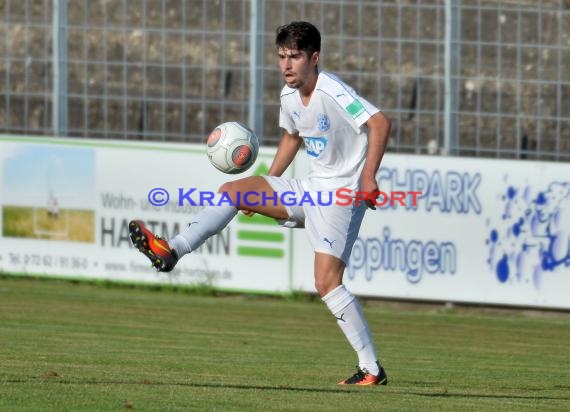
{"left": 129, "top": 21, "right": 391, "bottom": 386}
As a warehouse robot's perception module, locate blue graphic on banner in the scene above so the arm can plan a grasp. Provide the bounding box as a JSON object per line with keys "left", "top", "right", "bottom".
{"left": 486, "top": 180, "right": 570, "bottom": 289}
{"left": 347, "top": 227, "right": 457, "bottom": 284}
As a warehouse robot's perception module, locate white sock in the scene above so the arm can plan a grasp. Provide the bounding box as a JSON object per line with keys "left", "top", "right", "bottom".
{"left": 322, "top": 285, "right": 380, "bottom": 376}
{"left": 168, "top": 194, "right": 238, "bottom": 257}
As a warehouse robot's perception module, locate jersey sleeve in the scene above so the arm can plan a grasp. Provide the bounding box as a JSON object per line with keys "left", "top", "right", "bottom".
{"left": 344, "top": 95, "right": 380, "bottom": 128}
{"left": 321, "top": 73, "right": 380, "bottom": 129}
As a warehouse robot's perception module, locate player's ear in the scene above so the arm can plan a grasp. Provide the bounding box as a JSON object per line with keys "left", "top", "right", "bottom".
{"left": 311, "top": 51, "right": 320, "bottom": 66}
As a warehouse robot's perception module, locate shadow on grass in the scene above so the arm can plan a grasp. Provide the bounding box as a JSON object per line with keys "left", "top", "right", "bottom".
{"left": 5, "top": 378, "right": 357, "bottom": 394}
{"left": 410, "top": 391, "right": 570, "bottom": 401}
{"left": 4, "top": 378, "right": 570, "bottom": 400}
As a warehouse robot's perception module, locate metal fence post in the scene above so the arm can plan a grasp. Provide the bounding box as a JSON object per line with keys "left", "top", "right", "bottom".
{"left": 248, "top": 0, "right": 265, "bottom": 140}
{"left": 444, "top": 0, "right": 459, "bottom": 155}
{"left": 52, "top": 0, "right": 68, "bottom": 136}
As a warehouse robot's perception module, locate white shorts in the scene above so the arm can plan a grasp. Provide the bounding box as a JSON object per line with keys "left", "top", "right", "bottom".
{"left": 263, "top": 176, "right": 367, "bottom": 264}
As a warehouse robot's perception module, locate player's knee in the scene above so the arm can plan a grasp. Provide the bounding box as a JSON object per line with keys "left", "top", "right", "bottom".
{"left": 314, "top": 279, "right": 326, "bottom": 297}
{"left": 218, "top": 181, "right": 233, "bottom": 194}
{"left": 218, "top": 181, "right": 250, "bottom": 210}
{"left": 314, "top": 278, "right": 338, "bottom": 297}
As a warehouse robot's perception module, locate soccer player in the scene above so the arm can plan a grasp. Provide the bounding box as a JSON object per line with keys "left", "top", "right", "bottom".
{"left": 129, "top": 21, "right": 391, "bottom": 386}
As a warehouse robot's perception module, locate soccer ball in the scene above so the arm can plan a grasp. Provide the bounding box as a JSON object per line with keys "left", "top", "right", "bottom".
{"left": 206, "top": 122, "right": 259, "bottom": 174}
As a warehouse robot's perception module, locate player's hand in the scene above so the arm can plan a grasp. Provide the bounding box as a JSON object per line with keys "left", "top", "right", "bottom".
{"left": 360, "top": 178, "right": 380, "bottom": 210}
{"left": 364, "top": 195, "right": 378, "bottom": 210}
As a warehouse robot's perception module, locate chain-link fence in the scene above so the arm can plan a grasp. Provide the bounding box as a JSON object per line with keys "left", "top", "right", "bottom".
{"left": 1, "top": 0, "right": 569, "bottom": 161}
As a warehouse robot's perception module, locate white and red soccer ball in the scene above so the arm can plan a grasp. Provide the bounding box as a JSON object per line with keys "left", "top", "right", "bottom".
{"left": 206, "top": 121, "right": 259, "bottom": 174}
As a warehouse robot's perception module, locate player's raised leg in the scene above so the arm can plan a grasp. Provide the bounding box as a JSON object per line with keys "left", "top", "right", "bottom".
{"left": 130, "top": 176, "right": 289, "bottom": 272}
{"left": 168, "top": 176, "right": 288, "bottom": 257}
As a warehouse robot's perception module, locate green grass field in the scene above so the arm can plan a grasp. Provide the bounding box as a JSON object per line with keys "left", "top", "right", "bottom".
{"left": 0, "top": 277, "right": 568, "bottom": 411}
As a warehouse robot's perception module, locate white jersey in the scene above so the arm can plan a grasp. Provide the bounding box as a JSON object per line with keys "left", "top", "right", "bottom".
{"left": 279, "top": 71, "right": 380, "bottom": 193}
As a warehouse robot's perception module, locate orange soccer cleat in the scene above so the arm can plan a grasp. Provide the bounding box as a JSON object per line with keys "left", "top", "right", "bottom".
{"left": 338, "top": 362, "right": 388, "bottom": 386}
{"left": 128, "top": 220, "right": 178, "bottom": 272}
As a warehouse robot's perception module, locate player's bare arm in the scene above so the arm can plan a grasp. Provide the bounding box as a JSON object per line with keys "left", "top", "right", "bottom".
{"left": 360, "top": 112, "right": 391, "bottom": 200}
{"left": 239, "top": 130, "right": 302, "bottom": 217}
{"left": 268, "top": 130, "right": 303, "bottom": 177}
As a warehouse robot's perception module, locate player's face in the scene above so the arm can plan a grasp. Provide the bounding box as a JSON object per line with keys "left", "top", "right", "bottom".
{"left": 277, "top": 47, "right": 319, "bottom": 91}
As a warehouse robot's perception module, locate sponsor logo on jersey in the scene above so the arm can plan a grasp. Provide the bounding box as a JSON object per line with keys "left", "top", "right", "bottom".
{"left": 305, "top": 137, "right": 328, "bottom": 157}
{"left": 346, "top": 99, "right": 365, "bottom": 118}
{"left": 317, "top": 113, "right": 330, "bottom": 132}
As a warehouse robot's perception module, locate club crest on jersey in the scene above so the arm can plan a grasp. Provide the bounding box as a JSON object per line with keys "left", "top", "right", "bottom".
{"left": 317, "top": 113, "right": 330, "bottom": 132}
{"left": 305, "top": 137, "right": 328, "bottom": 157}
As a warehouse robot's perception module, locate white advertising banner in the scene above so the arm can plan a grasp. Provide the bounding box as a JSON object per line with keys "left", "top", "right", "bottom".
{"left": 2, "top": 136, "right": 569, "bottom": 309}
{"left": 291, "top": 153, "right": 570, "bottom": 309}
{"left": 0, "top": 136, "right": 291, "bottom": 292}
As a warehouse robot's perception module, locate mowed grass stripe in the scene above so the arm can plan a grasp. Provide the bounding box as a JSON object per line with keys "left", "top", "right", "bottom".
{"left": 0, "top": 277, "right": 569, "bottom": 412}
{"left": 237, "top": 230, "right": 284, "bottom": 242}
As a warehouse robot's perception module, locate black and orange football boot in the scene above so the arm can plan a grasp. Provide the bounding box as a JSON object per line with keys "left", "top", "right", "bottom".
{"left": 128, "top": 220, "right": 178, "bottom": 272}
{"left": 338, "top": 362, "right": 388, "bottom": 386}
